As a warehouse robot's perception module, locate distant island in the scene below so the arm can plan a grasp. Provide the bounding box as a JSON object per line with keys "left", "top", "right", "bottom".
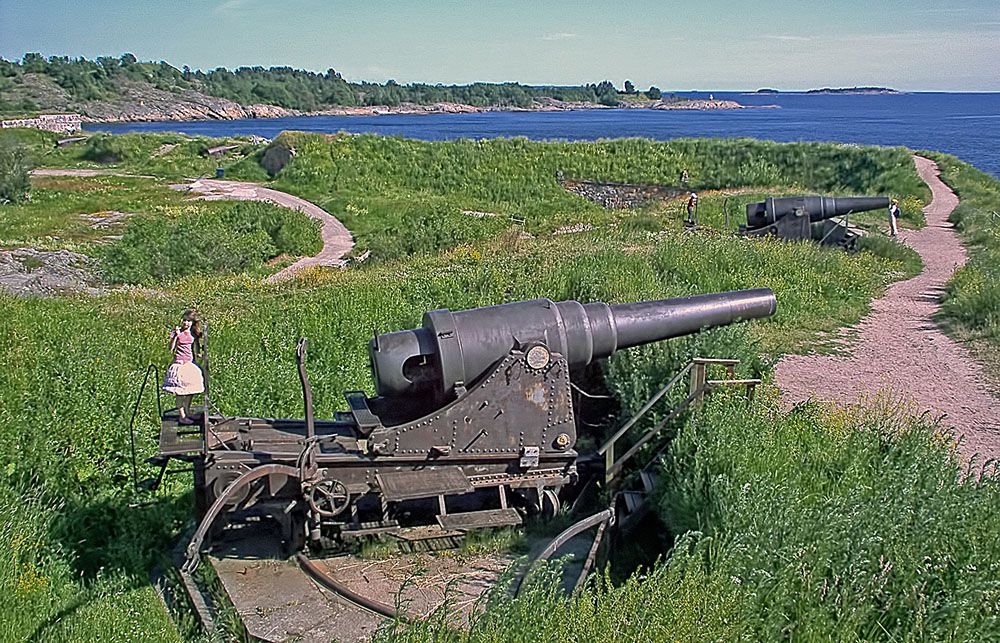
{"left": 752, "top": 86, "right": 901, "bottom": 95}
{"left": 0, "top": 53, "right": 762, "bottom": 124}
{"left": 806, "top": 87, "right": 901, "bottom": 94}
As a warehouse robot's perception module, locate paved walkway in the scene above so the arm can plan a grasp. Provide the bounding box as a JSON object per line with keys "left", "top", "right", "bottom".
{"left": 775, "top": 156, "right": 1000, "bottom": 461}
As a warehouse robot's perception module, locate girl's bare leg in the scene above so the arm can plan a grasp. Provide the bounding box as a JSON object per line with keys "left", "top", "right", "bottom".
{"left": 177, "top": 394, "right": 193, "bottom": 422}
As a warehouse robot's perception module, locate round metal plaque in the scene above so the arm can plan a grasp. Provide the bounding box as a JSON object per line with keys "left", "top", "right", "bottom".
{"left": 525, "top": 345, "right": 551, "bottom": 369}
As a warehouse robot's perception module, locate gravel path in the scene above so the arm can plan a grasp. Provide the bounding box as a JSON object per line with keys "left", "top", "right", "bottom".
{"left": 172, "top": 179, "right": 354, "bottom": 282}
{"left": 775, "top": 156, "right": 1000, "bottom": 461}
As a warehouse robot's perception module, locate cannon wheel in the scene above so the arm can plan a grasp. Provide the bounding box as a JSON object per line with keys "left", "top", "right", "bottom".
{"left": 183, "top": 463, "right": 300, "bottom": 572}
{"left": 513, "top": 508, "right": 614, "bottom": 597}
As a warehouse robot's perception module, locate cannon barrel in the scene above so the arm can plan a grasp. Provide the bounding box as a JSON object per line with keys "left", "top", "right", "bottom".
{"left": 746, "top": 196, "right": 890, "bottom": 229}
{"left": 370, "top": 288, "right": 776, "bottom": 400}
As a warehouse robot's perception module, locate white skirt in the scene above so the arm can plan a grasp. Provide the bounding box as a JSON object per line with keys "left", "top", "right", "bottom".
{"left": 162, "top": 361, "right": 205, "bottom": 395}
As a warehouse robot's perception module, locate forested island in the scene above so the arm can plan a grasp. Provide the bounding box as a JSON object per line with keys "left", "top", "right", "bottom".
{"left": 0, "top": 53, "right": 752, "bottom": 123}
{"left": 753, "top": 87, "right": 900, "bottom": 95}
{"left": 807, "top": 87, "right": 901, "bottom": 94}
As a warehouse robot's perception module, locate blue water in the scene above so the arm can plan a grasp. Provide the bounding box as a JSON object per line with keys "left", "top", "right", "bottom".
{"left": 87, "top": 92, "right": 1000, "bottom": 177}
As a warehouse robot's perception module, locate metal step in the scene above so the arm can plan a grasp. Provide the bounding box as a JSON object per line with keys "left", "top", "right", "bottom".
{"left": 640, "top": 469, "right": 660, "bottom": 494}
{"left": 621, "top": 491, "right": 647, "bottom": 515}
{"left": 618, "top": 491, "right": 651, "bottom": 534}
{"left": 437, "top": 508, "right": 522, "bottom": 531}
{"left": 158, "top": 418, "right": 204, "bottom": 456}
{"left": 376, "top": 467, "right": 473, "bottom": 502}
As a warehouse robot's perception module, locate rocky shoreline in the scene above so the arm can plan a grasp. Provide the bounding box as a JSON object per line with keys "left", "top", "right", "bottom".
{"left": 73, "top": 90, "right": 770, "bottom": 124}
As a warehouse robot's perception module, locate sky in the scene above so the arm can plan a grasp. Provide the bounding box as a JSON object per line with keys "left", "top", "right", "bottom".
{"left": 2, "top": 0, "right": 999, "bottom": 91}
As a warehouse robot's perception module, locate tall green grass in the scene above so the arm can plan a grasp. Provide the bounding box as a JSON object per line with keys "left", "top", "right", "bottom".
{"left": 0, "top": 221, "right": 914, "bottom": 638}
{"left": 101, "top": 200, "right": 322, "bottom": 284}
{"left": 381, "top": 396, "right": 1000, "bottom": 642}
{"left": 264, "top": 133, "right": 927, "bottom": 262}
{"left": 924, "top": 153, "right": 1000, "bottom": 362}
{"left": 0, "top": 133, "right": 942, "bottom": 639}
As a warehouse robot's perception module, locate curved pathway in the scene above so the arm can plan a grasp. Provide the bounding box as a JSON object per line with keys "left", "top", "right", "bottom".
{"left": 172, "top": 179, "right": 353, "bottom": 282}
{"left": 776, "top": 156, "right": 1000, "bottom": 461}
{"left": 31, "top": 169, "right": 354, "bottom": 282}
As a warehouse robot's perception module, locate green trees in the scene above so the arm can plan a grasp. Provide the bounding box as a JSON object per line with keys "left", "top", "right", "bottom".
{"left": 646, "top": 86, "right": 662, "bottom": 100}
{"left": 0, "top": 53, "right": 665, "bottom": 111}
{"left": 0, "top": 136, "right": 32, "bottom": 204}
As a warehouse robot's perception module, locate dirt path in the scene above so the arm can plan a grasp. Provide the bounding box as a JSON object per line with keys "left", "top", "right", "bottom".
{"left": 172, "top": 179, "right": 354, "bottom": 282}
{"left": 30, "top": 169, "right": 354, "bottom": 282}
{"left": 776, "top": 156, "right": 1000, "bottom": 461}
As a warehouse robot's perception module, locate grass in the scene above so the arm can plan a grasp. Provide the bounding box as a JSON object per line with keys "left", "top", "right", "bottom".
{"left": 2, "top": 128, "right": 269, "bottom": 181}
{"left": 0, "top": 131, "right": 953, "bottom": 640}
{"left": 100, "top": 200, "right": 321, "bottom": 284}
{"left": 262, "top": 133, "right": 928, "bottom": 262}
{"left": 0, "top": 175, "right": 188, "bottom": 252}
{"left": 922, "top": 152, "right": 1000, "bottom": 382}
{"left": 379, "top": 395, "right": 1000, "bottom": 642}
{"left": 0, "top": 223, "right": 918, "bottom": 640}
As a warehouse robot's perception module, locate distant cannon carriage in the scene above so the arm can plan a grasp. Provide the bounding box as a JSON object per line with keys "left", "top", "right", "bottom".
{"left": 740, "top": 195, "right": 891, "bottom": 250}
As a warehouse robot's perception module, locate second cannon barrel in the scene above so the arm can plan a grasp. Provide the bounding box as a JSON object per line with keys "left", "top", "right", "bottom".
{"left": 746, "top": 196, "right": 890, "bottom": 229}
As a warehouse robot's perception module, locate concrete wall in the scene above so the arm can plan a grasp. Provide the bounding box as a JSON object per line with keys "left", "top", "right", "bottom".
{"left": 0, "top": 113, "right": 82, "bottom": 133}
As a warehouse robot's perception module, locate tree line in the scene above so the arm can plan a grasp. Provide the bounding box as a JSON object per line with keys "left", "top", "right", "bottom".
{"left": 0, "top": 53, "right": 665, "bottom": 112}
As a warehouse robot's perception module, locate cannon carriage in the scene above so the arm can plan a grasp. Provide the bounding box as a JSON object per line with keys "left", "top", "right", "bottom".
{"left": 741, "top": 195, "right": 890, "bottom": 250}
{"left": 143, "top": 289, "right": 777, "bottom": 570}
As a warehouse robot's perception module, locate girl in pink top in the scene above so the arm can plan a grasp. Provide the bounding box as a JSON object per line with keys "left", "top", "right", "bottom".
{"left": 162, "top": 309, "right": 205, "bottom": 424}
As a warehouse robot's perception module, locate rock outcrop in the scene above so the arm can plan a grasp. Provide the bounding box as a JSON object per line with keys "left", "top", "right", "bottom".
{"left": 77, "top": 80, "right": 297, "bottom": 122}
{"left": 0, "top": 248, "right": 103, "bottom": 297}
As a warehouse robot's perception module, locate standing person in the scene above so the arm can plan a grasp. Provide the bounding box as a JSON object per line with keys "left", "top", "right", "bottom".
{"left": 163, "top": 309, "right": 205, "bottom": 424}
{"left": 888, "top": 199, "right": 901, "bottom": 236}
{"left": 686, "top": 192, "right": 699, "bottom": 224}
{"left": 680, "top": 168, "right": 689, "bottom": 187}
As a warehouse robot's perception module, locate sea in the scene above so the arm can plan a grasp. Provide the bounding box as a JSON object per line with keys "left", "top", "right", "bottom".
{"left": 86, "top": 92, "right": 1000, "bottom": 177}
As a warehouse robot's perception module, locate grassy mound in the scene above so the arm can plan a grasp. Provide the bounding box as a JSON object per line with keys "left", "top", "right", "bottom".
{"left": 264, "top": 133, "right": 927, "bottom": 262}
{"left": 100, "top": 200, "right": 322, "bottom": 284}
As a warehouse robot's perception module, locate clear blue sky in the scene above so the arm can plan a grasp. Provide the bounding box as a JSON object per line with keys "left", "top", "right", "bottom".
{"left": 2, "top": 0, "right": 998, "bottom": 90}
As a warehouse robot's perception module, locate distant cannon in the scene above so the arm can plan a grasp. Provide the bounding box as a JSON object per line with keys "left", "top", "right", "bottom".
{"left": 741, "top": 196, "right": 890, "bottom": 249}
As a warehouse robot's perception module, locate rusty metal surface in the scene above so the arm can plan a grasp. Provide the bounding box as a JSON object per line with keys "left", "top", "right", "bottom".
{"left": 210, "top": 545, "right": 513, "bottom": 641}
{"left": 212, "top": 555, "right": 382, "bottom": 643}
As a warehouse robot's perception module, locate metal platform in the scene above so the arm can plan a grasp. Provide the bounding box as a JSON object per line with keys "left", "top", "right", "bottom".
{"left": 208, "top": 528, "right": 512, "bottom": 642}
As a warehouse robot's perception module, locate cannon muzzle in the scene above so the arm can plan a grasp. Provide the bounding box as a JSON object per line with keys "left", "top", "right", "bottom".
{"left": 370, "top": 289, "right": 776, "bottom": 401}
{"left": 746, "top": 196, "right": 890, "bottom": 229}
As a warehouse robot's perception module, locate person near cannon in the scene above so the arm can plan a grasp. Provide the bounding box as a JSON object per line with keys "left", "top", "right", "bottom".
{"left": 163, "top": 309, "right": 205, "bottom": 424}
{"left": 686, "top": 192, "right": 699, "bottom": 224}
{"left": 888, "top": 199, "right": 901, "bottom": 236}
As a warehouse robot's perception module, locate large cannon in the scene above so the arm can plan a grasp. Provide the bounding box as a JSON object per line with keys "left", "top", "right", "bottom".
{"left": 149, "top": 289, "right": 775, "bottom": 567}
{"left": 742, "top": 195, "right": 890, "bottom": 249}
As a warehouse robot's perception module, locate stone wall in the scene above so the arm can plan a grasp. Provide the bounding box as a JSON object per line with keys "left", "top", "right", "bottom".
{"left": 0, "top": 113, "right": 82, "bottom": 133}
{"left": 561, "top": 179, "right": 684, "bottom": 209}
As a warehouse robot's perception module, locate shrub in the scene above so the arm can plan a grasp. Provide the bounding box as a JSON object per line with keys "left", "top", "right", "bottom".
{"left": 81, "top": 133, "right": 142, "bottom": 163}
{"left": 0, "top": 135, "right": 33, "bottom": 204}
{"left": 101, "top": 200, "right": 321, "bottom": 283}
